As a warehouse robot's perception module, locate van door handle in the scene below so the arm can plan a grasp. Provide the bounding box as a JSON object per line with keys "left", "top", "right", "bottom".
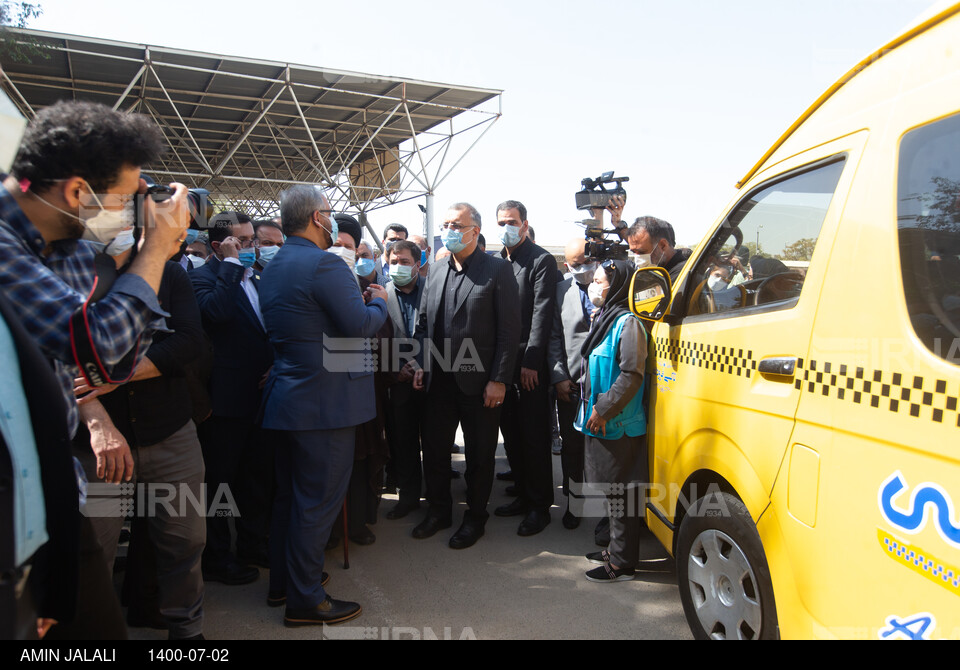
{"left": 758, "top": 356, "right": 797, "bottom": 379}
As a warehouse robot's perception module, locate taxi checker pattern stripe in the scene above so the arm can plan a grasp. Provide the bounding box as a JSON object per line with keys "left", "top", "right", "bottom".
{"left": 796, "top": 360, "right": 960, "bottom": 427}
{"left": 654, "top": 337, "right": 758, "bottom": 378}
{"left": 654, "top": 338, "right": 959, "bottom": 426}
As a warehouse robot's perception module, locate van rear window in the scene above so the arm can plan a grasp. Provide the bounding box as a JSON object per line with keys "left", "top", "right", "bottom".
{"left": 898, "top": 112, "right": 960, "bottom": 366}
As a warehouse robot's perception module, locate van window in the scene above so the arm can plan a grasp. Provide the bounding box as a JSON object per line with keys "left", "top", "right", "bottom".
{"left": 898, "top": 112, "right": 960, "bottom": 366}
{"left": 686, "top": 159, "right": 846, "bottom": 318}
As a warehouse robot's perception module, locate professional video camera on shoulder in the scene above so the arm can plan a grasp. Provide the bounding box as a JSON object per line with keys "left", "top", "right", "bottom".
{"left": 576, "top": 171, "right": 630, "bottom": 262}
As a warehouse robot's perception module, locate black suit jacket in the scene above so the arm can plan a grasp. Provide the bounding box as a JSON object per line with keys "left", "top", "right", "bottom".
{"left": 189, "top": 257, "right": 273, "bottom": 419}
{"left": 500, "top": 238, "right": 558, "bottom": 379}
{"left": 0, "top": 290, "right": 78, "bottom": 632}
{"left": 415, "top": 247, "right": 521, "bottom": 395}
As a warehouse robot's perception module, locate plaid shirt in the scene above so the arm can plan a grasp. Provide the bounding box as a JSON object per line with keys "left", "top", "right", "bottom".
{"left": 0, "top": 183, "right": 166, "bottom": 436}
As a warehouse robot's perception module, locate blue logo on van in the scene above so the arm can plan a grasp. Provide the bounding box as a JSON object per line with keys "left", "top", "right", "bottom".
{"left": 879, "top": 471, "right": 960, "bottom": 550}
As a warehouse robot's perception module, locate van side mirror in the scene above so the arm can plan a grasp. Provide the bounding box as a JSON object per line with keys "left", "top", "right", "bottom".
{"left": 629, "top": 267, "right": 672, "bottom": 322}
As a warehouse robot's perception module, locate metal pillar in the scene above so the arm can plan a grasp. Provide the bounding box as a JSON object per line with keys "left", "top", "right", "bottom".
{"left": 424, "top": 192, "right": 434, "bottom": 256}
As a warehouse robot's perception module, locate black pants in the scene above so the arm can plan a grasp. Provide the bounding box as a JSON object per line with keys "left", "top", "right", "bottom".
{"left": 197, "top": 416, "right": 274, "bottom": 567}
{"left": 385, "top": 382, "right": 424, "bottom": 506}
{"left": 421, "top": 372, "right": 501, "bottom": 524}
{"left": 499, "top": 370, "right": 554, "bottom": 511}
{"left": 557, "top": 392, "right": 585, "bottom": 499}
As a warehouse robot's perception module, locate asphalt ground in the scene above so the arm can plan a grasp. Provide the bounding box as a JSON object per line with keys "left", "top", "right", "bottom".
{"left": 126, "top": 432, "right": 692, "bottom": 641}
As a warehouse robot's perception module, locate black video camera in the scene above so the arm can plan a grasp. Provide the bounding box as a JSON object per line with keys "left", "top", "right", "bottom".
{"left": 576, "top": 171, "right": 631, "bottom": 262}
{"left": 575, "top": 171, "right": 629, "bottom": 211}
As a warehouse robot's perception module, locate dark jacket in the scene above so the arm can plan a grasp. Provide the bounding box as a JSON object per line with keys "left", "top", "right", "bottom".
{"left": 258, "top": 237, "right": 388, "bottom": 431}
{"left": 416, "top": 247, "right": 521, "bottom": 395}
{"left": 0, "top": 290, "right": 78, "bottom": 630}
{"left": 190, "top": 256, "right": 273, "bottom": 419}
{"left": 99, "top": 262, "right": 205, "bottom": 446}
{"left": 500, "top": 237, "right": 558, "bottom": 378}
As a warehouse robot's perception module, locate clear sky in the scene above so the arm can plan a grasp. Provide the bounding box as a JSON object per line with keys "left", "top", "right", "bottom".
{"left": 26, "top": 0, "right": 942, "bottom": 248}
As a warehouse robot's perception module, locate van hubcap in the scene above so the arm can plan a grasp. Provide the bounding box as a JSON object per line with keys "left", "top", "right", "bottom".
{"left": 687, "top": 529, "right": 763, "bottom": 640}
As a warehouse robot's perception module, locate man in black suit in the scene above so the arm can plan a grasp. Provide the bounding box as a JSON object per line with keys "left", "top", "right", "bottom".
{"left": 190, "top": 211, "right": 273, "bottom": 585}
{"left": 494, "top": 200, "right": 558, "bottom": 536}
{"left": 412, "top": 202, "right": 520, "bottom": 549}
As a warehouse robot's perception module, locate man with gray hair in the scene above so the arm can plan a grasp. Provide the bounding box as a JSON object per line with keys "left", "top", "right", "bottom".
{"left": 259, "top": 185, "right": 388, "bottom": 626}
{"left": 625, "top": 216, "right": 691, "bottom": 284}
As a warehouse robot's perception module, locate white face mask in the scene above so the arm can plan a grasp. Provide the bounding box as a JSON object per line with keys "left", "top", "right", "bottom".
{"left": 188, "top": 254, "right": 207, "bottom": 269}
{"left": 569, "top": 261, "right": 597, "bottom": 286}
{"left": 81, "top": 191, "right": 135, "bottom": 249}
{"left": 707, "top": 275, "right": 728, "bottom": 292}
{"left": 328, "top": 245, "right": 356, "bottom": 270}
{"left": 588, "top": 282, "right": 607, "bottom": 308}
{"left": 34, "top": 180, "right": 135, "bottom": 251}
{"left": 102, "top": 227, "right": 136, "bottom": 256}
{"left": 631, "top": 245, "right": 664, "bottom": 269}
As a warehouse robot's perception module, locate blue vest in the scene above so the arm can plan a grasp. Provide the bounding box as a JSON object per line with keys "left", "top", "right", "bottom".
{"left": 575, "top": 313, "right": 647, "bottom": 440}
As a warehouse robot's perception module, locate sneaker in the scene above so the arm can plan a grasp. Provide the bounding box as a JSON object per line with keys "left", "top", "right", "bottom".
{"left": 585, "top": 563, "right": 635, "bottom": 583}
{"left": 585, "top": 549, "right": 610, "bottom": 565}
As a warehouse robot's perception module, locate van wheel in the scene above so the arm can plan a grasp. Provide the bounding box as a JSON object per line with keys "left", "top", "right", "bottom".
{"left": 676, "top": 492, "right": 779, "bottom": 640}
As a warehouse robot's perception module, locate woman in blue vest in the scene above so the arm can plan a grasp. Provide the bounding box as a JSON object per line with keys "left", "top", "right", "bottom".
{"left": 575, "top": 258, "right": 648, "bottom": 582}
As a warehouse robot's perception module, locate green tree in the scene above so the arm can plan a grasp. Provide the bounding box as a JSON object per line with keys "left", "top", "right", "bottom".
{"left": 779, "top": 238, "right": 817, "bottom": 261}
{"left": 0, "top": 2, "right": 46, "bottom": 64}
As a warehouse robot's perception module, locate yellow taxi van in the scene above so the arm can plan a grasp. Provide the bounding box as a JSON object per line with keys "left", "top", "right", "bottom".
{"left": 630, "top": 2, "right": 960, "bottom": 640}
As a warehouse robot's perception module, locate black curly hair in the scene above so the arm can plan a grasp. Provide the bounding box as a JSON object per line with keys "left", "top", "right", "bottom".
{"left": 11, "top": 100, "right": 166, "bottom": 193}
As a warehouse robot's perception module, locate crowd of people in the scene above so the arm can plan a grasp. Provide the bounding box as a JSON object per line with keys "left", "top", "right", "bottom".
{"left": 0, "top": 101, "right": 690, "bottom": 640}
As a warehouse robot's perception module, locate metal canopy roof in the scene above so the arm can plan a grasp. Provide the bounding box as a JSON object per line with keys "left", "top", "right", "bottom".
{"left": 0, "top": 28, "right": 502, "bottom": 217}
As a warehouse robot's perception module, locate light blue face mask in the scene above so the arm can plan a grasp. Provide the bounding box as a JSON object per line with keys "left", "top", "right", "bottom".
{"left": 238, "top": 249, "right": 257, "bottom": 268}
{"left": 420, "top": 249, "right": 428, "bottom": 265}
{"left": 498, "top": 224, "right": 522, "bottom": 248}
{"left": 323, "top": 212, "right": 339, "bottom": 245}
{"left": 441, "top": 226, "right": 473, "bottom": 253}
{"left": 355, "top": 257, "right": 376, "bottom": 277}
{"left": 257, "top": 245, "right": 280, "bottom": 266}
{"left": 184, "top": 229, "right": 200, "bottom": 245}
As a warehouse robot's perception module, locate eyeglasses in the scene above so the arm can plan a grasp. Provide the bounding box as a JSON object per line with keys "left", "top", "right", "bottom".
{"left": 440, "top": 223, "right": 474, "bottom": 232}
{"left": 237, "top": 238, "right": 260, "bottom": 249}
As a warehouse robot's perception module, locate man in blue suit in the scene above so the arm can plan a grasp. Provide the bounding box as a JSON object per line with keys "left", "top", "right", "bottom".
{"left": 190, "top": 211, "right": 271, "bottom": 586}
{"left": 259, "top": 185, "right": 388, "bottom": 626}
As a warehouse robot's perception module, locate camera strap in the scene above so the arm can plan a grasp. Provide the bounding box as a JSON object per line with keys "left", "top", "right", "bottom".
{"left": 69, "top": 251, "right": 141, "bottom": 388}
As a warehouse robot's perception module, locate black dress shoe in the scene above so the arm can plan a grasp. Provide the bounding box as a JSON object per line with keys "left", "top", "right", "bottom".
{"left": 518, "top": 509, "right": 551, "bottom": 537}
{"left": 562, "top": 509, "right": 581, "bottom": 530}
{"left": 268, "top": 572, "right": 328, "bottom": 607}
{"left": 448, "top": 520, "right": 485, "bottom": 549}
{"left": 494, "top": 497, "right": 529, "bottom": 517}
{"left": 284, "top": 597, "right": 362, "bottom": 627}
{"left": 203, "top": 561, "right": 259, "bottom": 586}
{"left": 386, "top": 501, "right": 420, "bottom": 520}
{"left": 411, "top": 516, "right": 452, "bottom": 539}
{"left": 349, "top": 526, "right": 376, "bottom": 546}
{"left": 496, "top": 470, "right": 515, "bottom": 481}
{"left": 505, "top": 484, "right": 519, "bottom": 497}
{"left": 127, "top": 608, "right": 166, "bottom": 630}
{"left": 237, "top": 549, "right": 270, "bottom": 569}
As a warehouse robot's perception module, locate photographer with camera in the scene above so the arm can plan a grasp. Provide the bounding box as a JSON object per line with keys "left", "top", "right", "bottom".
{"left": 0, "top": 100, "right": 188, "bottom": 638}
